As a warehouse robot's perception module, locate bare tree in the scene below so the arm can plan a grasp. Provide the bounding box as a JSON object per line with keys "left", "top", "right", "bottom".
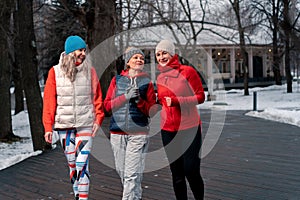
{"left": 56, "top": 0, "right": 117, "bottom": 97}
{"left": 228, "top": 0, "right": 249, "bottom": 95}
{"left": 138, "top": 0, "right": 207, "bottom": 47}
{"left": 252, "top": 0, "right": 283, "bottom": 85}
{"left": 280, "top": 0, "right": 300, "bottom": 93}
{"left": 281, "top": 0, "right": 293, "bottom": 92}
{"left": 0, "top": 0, "right": 21, "bottom": 142}
{"left": 290, "top": 1, "right": 300, "bottom": 83}
{"left": 33, "top": 2, "right": 85, "bottom": 82}
{"left": 12, "top": 0, "right": 25, "bottom": 115}
{"left": 14, "top": 0, "right": 48, "bottom": 151}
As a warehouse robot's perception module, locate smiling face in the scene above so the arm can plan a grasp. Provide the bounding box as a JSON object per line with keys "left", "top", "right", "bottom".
{"left": 155, "top": 50, "right": 173, "bottom": 67}
{"left": 73, "top": 48, "right": 86, "bottom": 65}
{"left": 127, "top": 53, "right": 145, "bottom": 71}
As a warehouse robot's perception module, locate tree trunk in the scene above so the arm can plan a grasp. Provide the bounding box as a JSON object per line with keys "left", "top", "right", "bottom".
{"left": 282, "top": 0, "right": 292, "bottom": 93}
{"left": 0, "top": 34, "right": 14, "bottom": 141}
{"left": 15, "top": 0, "right": 48, "bottom": 151}
{"left": 7, "top": 6, "right": 25, "bottom": 115}
{"left": 239, "top": 29, "right": 249, "bottom": 95}
{"left": 0, "top": 0, "right": 21, "bottom": 142}
{"left": 12, "top": 59, "right": 25, "bottom": 114}
{"left": 272, "top": 0, "right": 282, "bottom": 85}
{"left": 285, "top": 44, "right": 292, "bottom": 93}
{"left": 242, "top": 50, "right": 249, "bottom": 96}
{"left": 272, "top": 36, "right": 282, "bottom": 85}
{"left": 88, "top": 0, "right": 117, "bottom": 98}
{"left": 232, "top": 0, "right": 249, "bottom": 95}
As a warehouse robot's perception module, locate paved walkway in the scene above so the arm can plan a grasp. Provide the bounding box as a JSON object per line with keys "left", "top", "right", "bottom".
{"left": 1, "top": 110, "right": 300, "bottom": 200}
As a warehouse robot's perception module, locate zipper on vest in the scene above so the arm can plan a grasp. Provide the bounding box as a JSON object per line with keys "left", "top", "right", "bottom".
{"left": 125, "top": 77, "right": 139, "bottom": 130}
{"left": 73, "top": 81, "right": 76, "bottom": 125}
{"left": 133, "top": 77, "right": 139, "bottom": 103}
{"left": 125, "top": 77, "right": 131, "bottom": 130}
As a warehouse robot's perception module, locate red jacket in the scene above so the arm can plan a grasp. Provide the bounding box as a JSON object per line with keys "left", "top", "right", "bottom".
{"left": 156, "top": 55, "right": 205, "bottom": 131}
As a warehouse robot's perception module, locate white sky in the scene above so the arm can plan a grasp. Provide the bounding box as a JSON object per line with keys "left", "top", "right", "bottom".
{"left": 0, "top": 82, "right": 299, "bottom": 171}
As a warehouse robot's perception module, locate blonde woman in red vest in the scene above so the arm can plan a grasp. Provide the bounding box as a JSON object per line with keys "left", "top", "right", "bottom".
{"left": 43, "top": 35, "right": 105, "bottom": 200}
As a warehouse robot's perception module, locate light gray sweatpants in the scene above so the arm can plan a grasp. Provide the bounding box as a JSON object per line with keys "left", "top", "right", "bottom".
{"left": 110, "top": 134, "right": 149, "bottom": 200}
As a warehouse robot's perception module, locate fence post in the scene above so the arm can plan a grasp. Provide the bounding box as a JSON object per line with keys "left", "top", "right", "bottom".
{"left": 253, "top": 91, "right": 257, "bottom": 111}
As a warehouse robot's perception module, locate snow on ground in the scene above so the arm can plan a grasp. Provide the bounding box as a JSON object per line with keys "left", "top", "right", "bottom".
{"left": 200, "top": 83, "right": 300, "bottom": 127}
{"left": 0, "top": 111, "right": 42, "bottom": 170}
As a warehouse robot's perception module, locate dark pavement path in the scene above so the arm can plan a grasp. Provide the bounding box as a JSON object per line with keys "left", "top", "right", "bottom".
{"left": 1, "top": 110, "right": 300, "bottom": 200}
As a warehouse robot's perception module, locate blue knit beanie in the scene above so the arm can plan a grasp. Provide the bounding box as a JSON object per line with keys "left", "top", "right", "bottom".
{"left": 64, "top": 35, "right": 87, "bottom": 54}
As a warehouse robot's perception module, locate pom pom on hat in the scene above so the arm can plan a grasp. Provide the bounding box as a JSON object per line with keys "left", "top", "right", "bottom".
{"left": 123, "top": 47, "right": 145, "bottom": 65}
{"left": 155, "top": 39, "right": 175, "bottom": 56}
{"left": 64, "top": 35, "right": 87, "bottom": 55}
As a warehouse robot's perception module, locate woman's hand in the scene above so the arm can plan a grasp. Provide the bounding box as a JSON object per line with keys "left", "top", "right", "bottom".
{"left": 92, "top": 123, "right": 100, "bottom": 137}
{"left": 44, "top": 132, "right": 53, "bottom": 143}
{"left": 165, "top": 97, "right": 172, "bottom": 106}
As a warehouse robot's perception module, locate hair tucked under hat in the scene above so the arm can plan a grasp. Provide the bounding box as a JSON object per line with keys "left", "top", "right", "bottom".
{"left": 155, "top": 39, "right": 175, "bottom": 56}
{"left": 64, "top": 35, "right": 87, "bottom": 55}
{"left": 123, "top": 47, "right": 145, "bottom": 66}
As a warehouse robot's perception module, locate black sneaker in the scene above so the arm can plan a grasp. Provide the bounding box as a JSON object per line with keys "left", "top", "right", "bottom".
{"left": 75, "top": 194, "right": 79, "bottom": 200}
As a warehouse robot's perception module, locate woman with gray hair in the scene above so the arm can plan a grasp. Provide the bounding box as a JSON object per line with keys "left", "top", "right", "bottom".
{"left": 104, "top": 47, "right": 156, "bottom": 200}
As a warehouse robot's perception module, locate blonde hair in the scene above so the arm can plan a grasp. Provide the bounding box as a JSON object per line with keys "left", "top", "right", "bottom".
{"left": 61, "top": 52, "right": 90, "bottom": 82}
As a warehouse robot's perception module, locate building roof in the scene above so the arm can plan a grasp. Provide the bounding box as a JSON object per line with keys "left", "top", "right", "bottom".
{"left": 117, "top": 24, "right": 272, "bottom": 48}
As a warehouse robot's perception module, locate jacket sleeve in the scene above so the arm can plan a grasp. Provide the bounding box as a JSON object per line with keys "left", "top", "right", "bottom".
{"left": 104, "top": 76, "right": 127, "bottom": 113}
{"left": 137, "top": 82, "right": 157, "bottom": 117}
{"left": 91, "top": 67, "right": 105, "bottom": 126}
{"left": 42, "top": 67, "right": 57, "bottom": 133}
{"left": 171, "top": 66, "right": 205, "bottom": 107}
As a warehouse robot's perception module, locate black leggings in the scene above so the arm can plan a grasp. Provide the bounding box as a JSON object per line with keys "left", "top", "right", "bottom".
{"left": 161, "top": 126, "right": 204, "bottom": 200}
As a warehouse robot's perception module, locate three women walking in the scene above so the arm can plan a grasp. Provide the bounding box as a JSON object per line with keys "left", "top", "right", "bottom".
{"left": 43, "top": 36, "right": 205, "bottom": 200}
